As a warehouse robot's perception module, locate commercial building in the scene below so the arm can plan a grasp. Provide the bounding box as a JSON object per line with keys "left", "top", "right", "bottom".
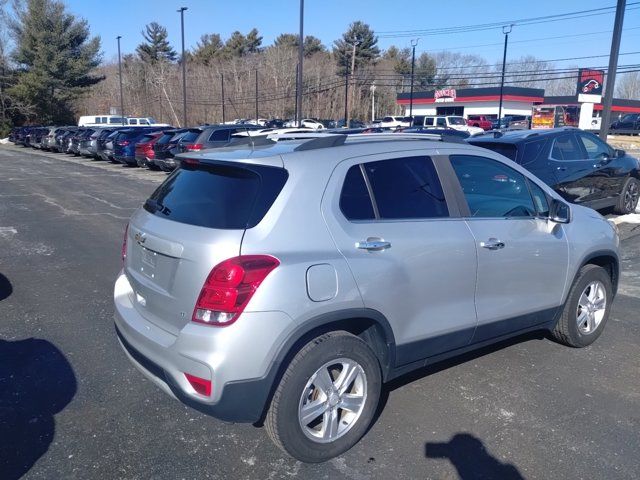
{"left": 397, "top": 86, "right": 544, "bottom": 119}
{"left": 396, "top": 87, "right": 640, "bottom": 126}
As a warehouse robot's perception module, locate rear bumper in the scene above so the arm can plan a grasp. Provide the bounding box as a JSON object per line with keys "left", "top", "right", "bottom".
{"left": 153, "top": 158, "right": 176, "bottom": 171}
{"left": 113, "top": 272, "right": 292, "bottom": 423}
{"left": 115, "top": 154, "right": 136, "bottom": 165}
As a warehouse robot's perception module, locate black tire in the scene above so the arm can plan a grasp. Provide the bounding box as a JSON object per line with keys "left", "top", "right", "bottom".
{"left": 614, "top": 177, "right": 639, "bottom": 214}
{"left": 551, "top": 264, "right": 613, "bottom": 347}
{"left": 265, "top": 331, "right": 381, "bottom": 463}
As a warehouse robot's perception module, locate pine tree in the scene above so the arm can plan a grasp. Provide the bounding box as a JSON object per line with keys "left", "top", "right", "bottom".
{"left": 9, "top": 0, "right": 102, "bottom": 124}
{"left": 192, "top": 33, "right": 224, "bottom": 65}
{"left": 136, "top": 22, "right": 177, "bottom": 63}
{"left": 273, "top": 33, "right": 325, "bottom": 57}
{"left": 223, "top": 29, "right": 262, "bottom": 57}
{"left": 333, "top": 21, "right": 380, "bottom": 76}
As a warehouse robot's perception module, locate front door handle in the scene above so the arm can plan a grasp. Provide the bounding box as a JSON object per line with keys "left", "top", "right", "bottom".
{"left": 356, "top": 238, "right": 391, "bottom": 251}
{"left": 480, "top": 238, "right": 505, "bottom": 250}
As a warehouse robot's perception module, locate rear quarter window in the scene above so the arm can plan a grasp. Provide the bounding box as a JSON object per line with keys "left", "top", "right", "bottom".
{"left": 468, "top": 142, "right": 517, "bottom": 161}
{"left": 144, "top": 163, "right": 288, "bottom": 229}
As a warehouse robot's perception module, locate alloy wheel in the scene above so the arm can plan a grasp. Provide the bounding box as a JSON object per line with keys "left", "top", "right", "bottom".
{"left": 298, "top": 358, "right": 367, "bottom": 443}
{"left": 576, "top": 281, "right": 607, "bottom": 334}
{"left": 624, "top": 180, "right": 639, "bottom": 213}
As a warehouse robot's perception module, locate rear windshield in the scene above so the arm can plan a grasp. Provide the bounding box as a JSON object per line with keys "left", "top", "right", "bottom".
{"left": 139, "top": 134, "right": 156, "bottom": 143}
{"left": 468, "top": 142, "right": 517, "bottom": 161}
{"left": 144, "top": 163, "right": 288, "bottom": 229}
{"left": 156, "top": 132, "right": 176, "bottom": 144}
{"left": 180, "top": 130, "right": 201, "bottom": 143}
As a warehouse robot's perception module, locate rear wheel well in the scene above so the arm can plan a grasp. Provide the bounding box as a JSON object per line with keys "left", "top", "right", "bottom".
{"left": 583, "top": 255, "right": 618, "bottom": 294}
{"left": 255, "top": 317, "right": 393, "bottom": 426}
{"left": 283, "top": 318, "right": 392, "bottom": 378}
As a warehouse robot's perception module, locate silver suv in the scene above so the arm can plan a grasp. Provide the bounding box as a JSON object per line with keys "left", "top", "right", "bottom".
{"left": 114, "top": 134, "right": 619, "bottom": 463}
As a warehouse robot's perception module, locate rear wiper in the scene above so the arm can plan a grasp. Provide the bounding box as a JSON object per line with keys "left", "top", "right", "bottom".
{"left": 144, "top": 198, "right": 171, "bottom": 216}
{"left": 144, "top": 198, "right": 161, "bottom": 213}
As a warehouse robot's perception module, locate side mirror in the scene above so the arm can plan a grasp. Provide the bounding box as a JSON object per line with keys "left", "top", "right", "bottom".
{"left": 550, "top": 199, "right": 571, "bottom": 224}
{"left": 615, "top": 149, "right": 626, "bottom": 158}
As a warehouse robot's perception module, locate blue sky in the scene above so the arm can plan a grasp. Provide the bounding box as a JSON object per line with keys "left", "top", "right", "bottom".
{"left": 65, "top": 0, "right": 640, "bottom": 67}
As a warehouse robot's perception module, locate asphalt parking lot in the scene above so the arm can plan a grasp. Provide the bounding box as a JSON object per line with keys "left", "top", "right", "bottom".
{"left": 1, "top": 145, "right": 639, "bottom": 480}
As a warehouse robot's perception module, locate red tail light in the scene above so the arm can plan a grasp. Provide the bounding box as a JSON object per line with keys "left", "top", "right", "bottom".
{"left": 192, "top": 255, "right": 279, "bottom": 326}
{"left": 121, "top": 223, "right": 129, "bottom": 264}
{"left": 185, "top": 143, "right": 203, "bottom": 151}
{"left": 117, "top": 140, "right": 130, "bottom": 146}
{"left": 184, "top": 373, "right": 212, "bottom": 396}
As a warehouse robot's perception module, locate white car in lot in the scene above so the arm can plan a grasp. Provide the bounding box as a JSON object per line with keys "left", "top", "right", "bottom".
{"left": 419, "top": 116, "right": 484, "bottom": 136}
{"left": 300, "top": 119, "right": 325, "bottom": 130}
{"left": 374, "top": 116, "right": 411, "bottom": 129}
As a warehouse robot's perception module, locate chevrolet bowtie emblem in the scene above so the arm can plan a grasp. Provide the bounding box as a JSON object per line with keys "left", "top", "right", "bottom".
{"left": 134, "top": 232, "right": 146, "bottom": 244}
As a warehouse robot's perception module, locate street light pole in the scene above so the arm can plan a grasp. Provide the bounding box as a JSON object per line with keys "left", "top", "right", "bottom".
{"left": 600, "top": 0, "right": 626, "bottom": 140}
{"left": 178, "top": 7, "right": 188, "bottom": 128}
{"left": 346, "top": 41, "right": 359, "bottom": 128}
{"left": 409, "top": 39, "right": 418, "bottom": 121}
{"left": 116, "top": 36, "right": 125, "bottom": 126}
{"left": 296, "top": 0, "right": 304, "bottom": 127}
{"left": 497, "top": 24, "right": 513, "bottom": 127}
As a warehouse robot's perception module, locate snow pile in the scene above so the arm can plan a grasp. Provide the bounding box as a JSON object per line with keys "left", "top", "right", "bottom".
{"left": 0, "top": 137, "right": 9, "bottom": 144}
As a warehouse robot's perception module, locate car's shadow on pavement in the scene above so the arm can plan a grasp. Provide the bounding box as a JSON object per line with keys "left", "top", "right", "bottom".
{"left": 0, "top": 273, "right": 12, "bottom": 301}
{"left": 0, "top": 274, "right": 77, "bottom": 480}
{"left": 374, "top": 330, "right": 547, "bottom": 420}
{"left": 425, "top": 433, "right": 524, "bottom": 479}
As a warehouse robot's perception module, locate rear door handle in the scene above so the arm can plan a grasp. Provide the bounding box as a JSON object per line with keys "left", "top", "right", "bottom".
{"left": 480, "top": 238, "right": 505, "bottom": 250}
{"left": 356, "top": 239, "right": 391, "bottom": 251}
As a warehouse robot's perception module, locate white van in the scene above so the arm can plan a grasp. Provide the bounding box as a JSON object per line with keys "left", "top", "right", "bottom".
{"left": 77, "top": 115, "right": 166, "bottom": 127}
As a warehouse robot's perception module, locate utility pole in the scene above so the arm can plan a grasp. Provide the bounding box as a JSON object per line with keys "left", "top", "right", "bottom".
{"left": 498, "top": 24, "right": 513, "bottom": 126}
{"left": 296, "top": 0, "right": 304, "bottom": 126}
{"left": 255, "top": 69, "right": 259, "bottom": 123}
{"left": 600, "top": 0, "right": 626, "bottom": 140}
{"left": 346, "top": 41, "right": 359, "bottom": 128}
{"left": 221, "top": 73, "right": 226, "bottom": 123}
{"left": 409, "top": 39, "right": 419, "bottom": 122}
{"left": 178, "top": 7, "right": 188, "bottom": 127}
{"left": 294, "top": 64, "right": 299, "bottom": 125}
{"left": 370, "top": 84, "right": 376, "bottom": 122}
{"left": 117, "top": 36, "right": 125, "bottom": 126}
{"left": 343, "top": 73, "right": 349, "bottom": 126}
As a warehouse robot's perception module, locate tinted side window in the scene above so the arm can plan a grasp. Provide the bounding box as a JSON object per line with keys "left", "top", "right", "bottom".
{"left": 551, "top": 134, "right": 584, "bottom": 161}
{"left": 340, "top": 165, "right": 375, "bottom": 221}
{"left": 424, "top": 117, "right": 434, "bottom": 126}
{"left": 527, "top": 180, "right": 550, "bottom": 216}
{"left": 578, "top": 133, "right": 612, "bottom": 160}
{"left": 436, "top": 118, "right": 447, "bottom": 127}
{"left": 520, "top": 139, "right": 548, "bottom": 165}
{"left": 363, "top": 156, "right": 448, "bottom": 219}
{"left": 450, "top": 155, "right": 536, "bottom": 218}
{"left": 209, "top": 129, "right": 231, "bottom": 142}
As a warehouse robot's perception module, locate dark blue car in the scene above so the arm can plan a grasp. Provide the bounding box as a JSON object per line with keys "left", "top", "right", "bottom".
{"left": 468, "top": 127, "right": 640, "bottom": 214}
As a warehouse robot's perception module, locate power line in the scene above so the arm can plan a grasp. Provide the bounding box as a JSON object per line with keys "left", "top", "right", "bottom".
{"left": 377, "top": 3, "right": 640, "bottom": 38}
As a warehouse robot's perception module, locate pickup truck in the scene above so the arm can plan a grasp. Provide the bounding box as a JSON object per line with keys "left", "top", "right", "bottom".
{"left": 466, "top": 115, "right": 493, "bottom": 130}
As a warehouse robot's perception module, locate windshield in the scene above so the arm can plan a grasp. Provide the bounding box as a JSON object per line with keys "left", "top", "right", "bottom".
{"left": 448, "top": 117, "right": 466, "bottom": 125}
{"left": 621, "top": 114, "right": 638, "bottom": 122}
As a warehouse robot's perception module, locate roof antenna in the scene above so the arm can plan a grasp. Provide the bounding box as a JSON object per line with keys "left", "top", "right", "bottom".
{"left": 227, "top": 96, "right": 255, "bottom": 151}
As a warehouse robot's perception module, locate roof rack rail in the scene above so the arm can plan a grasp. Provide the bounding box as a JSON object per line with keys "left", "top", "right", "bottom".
{"left": 294, "top": 134, "right": 347, "bottom": 151}
{"left": 345, "top": 132, "right": 467, "bottom": 144}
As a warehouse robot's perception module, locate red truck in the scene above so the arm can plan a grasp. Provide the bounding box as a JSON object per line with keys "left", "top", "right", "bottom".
{"left": 466, "top": 115, "right": 494, "bottom": 130}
